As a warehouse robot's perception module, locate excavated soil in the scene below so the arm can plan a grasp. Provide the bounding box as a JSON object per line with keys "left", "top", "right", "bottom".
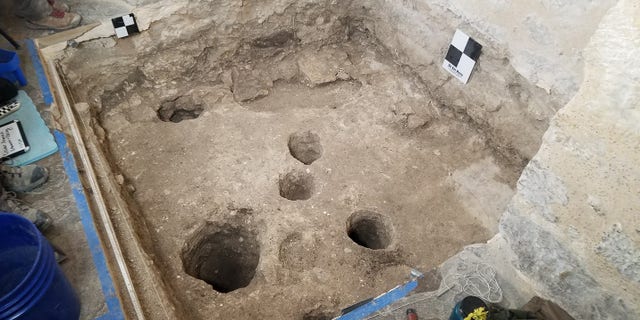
{"left": 59, "top": 6, "right": 525, "bottom": 318}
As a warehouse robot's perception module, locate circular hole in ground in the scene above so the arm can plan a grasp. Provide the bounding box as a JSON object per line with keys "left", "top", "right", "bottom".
{"left": 288, "top": 130, "right": 323, "bottom": 165}
{"left": 279, "top": 169, "right": 315, "bottom": 201}
{"left": 157, "top": 96, "right": 204, "bottom": 123}
{"left": 346, "top": 210, "right": 393, "bottom": 250}
{"left": 181, "top": 223, "right": 260, "bottom": 293}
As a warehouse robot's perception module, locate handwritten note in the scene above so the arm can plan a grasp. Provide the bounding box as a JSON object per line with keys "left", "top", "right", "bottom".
{"left": 0, "top": 120, "right": 29, "bottom": 159}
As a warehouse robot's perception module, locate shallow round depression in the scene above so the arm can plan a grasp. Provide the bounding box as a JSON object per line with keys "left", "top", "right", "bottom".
{"left": 288, "top": 130, "right": 323, "bottom": 165}
{"left": 181, "top": 223, "right": 260, "bottom": 293}
{"left": 347, "top": 210, "right": 394, "bottom": 250}
{"left": 278, "top": 169, "right": 315, "bottom": 201}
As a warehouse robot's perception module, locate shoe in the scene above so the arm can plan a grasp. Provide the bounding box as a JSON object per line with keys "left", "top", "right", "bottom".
{"left": 26, "top": 9, "right": 82, "bottom": 31}
{"left": 0, "top": 164, "right": 49, "bottom": 193}
{"left": 0, "top": 190, "right": 52, "bottom": 232}
{"left": 15, "top": 0, "right": 69, "bottom": 18}
{"left": 48, "top": 0, "right": 70, "bottom": 12}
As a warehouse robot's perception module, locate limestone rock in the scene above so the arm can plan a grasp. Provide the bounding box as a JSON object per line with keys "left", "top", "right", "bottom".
{"left": 406, "top": 114, "right": 430, "bottom": 129}
{"left": 231, "top": 69, "right": 273, "bottom": 102}
{"left": 297, "top": 46, "right": 352, "bottom": 86}
{"left": 514, "top": 159, "right": 568, "bottom": 223}
{"left": 595, "top": 224, "right": 640, "bottom": 284}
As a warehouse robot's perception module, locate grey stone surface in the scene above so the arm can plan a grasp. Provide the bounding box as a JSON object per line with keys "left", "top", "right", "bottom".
{"left": 595, "top": 224, "right": 640, "bottom": 284}
{"left": 500, "top": 212, "right": 634, "bottom": 319}
{"left": 500, "top": 213, "right": 600, "bottom": 299}
{"left": 497, "top": 1, "right": 640, "bottom": 317}
{"left": 514, "top": 159, "right": 568, "bottom": 223}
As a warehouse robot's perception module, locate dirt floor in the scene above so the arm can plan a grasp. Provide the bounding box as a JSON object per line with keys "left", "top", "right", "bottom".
{"left": 59, "top": 21, "right": 524, "bottom": 317}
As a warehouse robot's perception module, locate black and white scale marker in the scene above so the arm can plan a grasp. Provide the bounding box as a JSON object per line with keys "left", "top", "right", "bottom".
{"left": 442, "top": 29, "right": 482, "bottom": 84}
{"left": 112, "top": 13, "right": 140, "bottom": 39}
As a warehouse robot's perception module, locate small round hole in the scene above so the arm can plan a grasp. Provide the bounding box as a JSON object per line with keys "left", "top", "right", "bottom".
{"left": 288, "top": 130, "right": 323, "bottom": 165}
{"left": 346, "top": 210, "right": 393, "bottom": 250}
{"left": 279, "top": 170, "right": 315, "bottom": 201}
{"left": 157, "top": 96, "right": 203, "bottom": 123}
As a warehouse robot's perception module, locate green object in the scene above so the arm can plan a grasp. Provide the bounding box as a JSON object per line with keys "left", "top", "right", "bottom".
{"left": 450, "top": 296, "right": 488, "bottom": 320}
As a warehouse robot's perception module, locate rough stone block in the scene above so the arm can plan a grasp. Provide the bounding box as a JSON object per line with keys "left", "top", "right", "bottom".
{"left": 595, "top": 223, "right": 640, "bottom": 284}
{"left": 231, "top": 69, "right": 273, "bottom": 102}
{"left": 297, "top": 46, "right": 352, "bottom": 86}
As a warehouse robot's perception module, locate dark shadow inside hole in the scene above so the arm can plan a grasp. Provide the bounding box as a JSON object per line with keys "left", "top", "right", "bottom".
{"left": 182, "top": 225, "right": 260, "bottom": 293}
{"left": 157, "top": 96, "right": 204, "bottom": 123}
{"left": 168, "top": 108, "right": 203, "bottom": 123}
{"left": 347, "top": 211, "right": 392, "bottom": 250}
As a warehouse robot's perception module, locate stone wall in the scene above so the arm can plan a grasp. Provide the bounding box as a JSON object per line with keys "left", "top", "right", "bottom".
{"left": 499, "top": 0, "right": 639, "bottom": 317}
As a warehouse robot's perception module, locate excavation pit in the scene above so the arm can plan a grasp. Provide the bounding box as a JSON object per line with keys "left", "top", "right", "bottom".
{"left": 181, "top": 224, "right": 260, "bottom": 293}
{"left": 56, "top": 1, "right": 556, "bottom": 317}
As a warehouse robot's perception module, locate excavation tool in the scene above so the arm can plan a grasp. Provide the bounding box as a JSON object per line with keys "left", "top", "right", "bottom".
{"left": 335, "top": 269, "right": 424, "bottom": 320}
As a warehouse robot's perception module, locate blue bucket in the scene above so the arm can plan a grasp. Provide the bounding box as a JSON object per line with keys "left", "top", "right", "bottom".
{"left": 0, "top": 49, "right": 27, "bottom": 87}
{"left": 0, "top": 212, "right": 80, "bottom": 320}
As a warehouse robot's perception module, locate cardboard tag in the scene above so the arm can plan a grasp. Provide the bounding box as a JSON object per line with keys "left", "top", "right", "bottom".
{"left": 443, "top": 29, "right": 482, "bottom": 84}
{"left": 0, "top": 120, "right": 29, "bottom": 159}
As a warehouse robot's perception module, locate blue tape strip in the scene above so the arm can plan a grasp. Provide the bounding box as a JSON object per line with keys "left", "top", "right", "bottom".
{"left": 54, "top": 130, "right": 124, "bottom": 320}
{"left": 336, "top": 279, "right": 420, "bottom": 320}
{"left": 25, "top": 39, "right": 54, "bottom": 105}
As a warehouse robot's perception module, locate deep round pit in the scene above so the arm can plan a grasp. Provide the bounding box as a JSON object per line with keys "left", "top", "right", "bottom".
{"left": 181, "top": 223, "right": 260, "bottom": 293}
{"left": 279, "top": 170, "right": 315, "bottom": 201}
{"left": 347, "top": 210, "right": 393, "bottom": 250}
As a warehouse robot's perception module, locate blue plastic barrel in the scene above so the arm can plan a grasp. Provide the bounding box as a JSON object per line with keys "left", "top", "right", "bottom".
{"left": 0, "top": 49, "right": 27, "bottom": 87}
{"left": 0, "top": 212, "right": 80, "bottom": 320}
